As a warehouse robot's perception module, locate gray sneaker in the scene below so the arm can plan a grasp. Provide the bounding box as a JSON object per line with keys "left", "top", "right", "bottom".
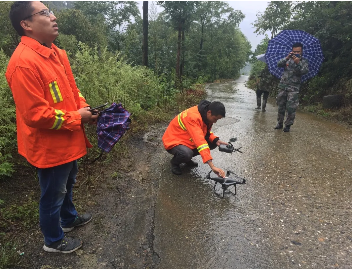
{"left": 62, "top": 213, "right": 92, "bottom": 232}
{"left": 43, "top": 236, "right": 82, "bottom": 253}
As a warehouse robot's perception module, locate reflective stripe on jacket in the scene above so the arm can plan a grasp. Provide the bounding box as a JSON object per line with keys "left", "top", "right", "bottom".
{"left": 5, "top": 36, "right": 92, "bottom": 168}
{"left": 162, "top": 105, "right": 218, "bottom": 163}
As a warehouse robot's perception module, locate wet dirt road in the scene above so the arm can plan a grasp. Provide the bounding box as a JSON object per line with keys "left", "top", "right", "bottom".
{"left": 153, "top": 76, "right": 352, "bottom": 269}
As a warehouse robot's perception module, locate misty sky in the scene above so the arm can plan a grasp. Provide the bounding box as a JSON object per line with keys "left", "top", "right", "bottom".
{"left": 227, "top": 1, "right": 270, "bottom": 50}
{"left": 137, "top": 1, "right": 270, "bottom": 52}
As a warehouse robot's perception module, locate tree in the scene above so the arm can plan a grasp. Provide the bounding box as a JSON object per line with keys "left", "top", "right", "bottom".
{"left": 56, "top": 9, "right": 108, "bottom": 49}
{"left": 142, "top": 1, "right": 148, "bottom": 67}
{"left": 73, "top": 1, "right": 140, "bottom": 52}
{"left": 158, "top": 1, "right": 199, "bottom": 89}
{"left": 253, "top": 1, "right": 292, "bottom": 38}
{"left": 191, "top": 1, "right": 245, "bottom": 76}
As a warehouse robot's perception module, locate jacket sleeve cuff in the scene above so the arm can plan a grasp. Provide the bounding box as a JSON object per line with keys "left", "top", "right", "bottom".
{"left": 213, "top": 137, "right": 219, "bottom": 144}
{"left": 62, "top": 111, "right": 82, "bottom": 131}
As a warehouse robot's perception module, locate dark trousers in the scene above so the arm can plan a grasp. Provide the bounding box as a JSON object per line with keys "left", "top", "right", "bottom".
{"left": 256, "top": 89, "right": 269, "bottom": 100}
{"left": 167, "top": 140, "right": 217, "bottom": 165}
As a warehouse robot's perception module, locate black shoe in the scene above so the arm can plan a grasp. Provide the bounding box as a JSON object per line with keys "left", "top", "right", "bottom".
{"left": 185, "top": 160, "right": 198, "bottom": 168}
{"left": 171, "top": 163, "right": 182, "bottom": 175}
{"left": 274, "top": 123, "right": 283, "bottom": 129}
{"left": 61, "top": 213, "right": 92, "bottom": 232}
{"left": 283, "top": 125, "right": 291, "bottom": 132}
{"left": 43, "top": 236, "right": 82, "bottom": 253}
{"left": 255, "top": 106, "right": 261, "bottom": 110}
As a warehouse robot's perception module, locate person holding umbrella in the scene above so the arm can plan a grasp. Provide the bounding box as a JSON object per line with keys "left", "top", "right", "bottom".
{"left": 265, "top": 30, "right": 323, "bottom": 132}
{"left": 274, "top": 42, "right": 309, "bottom": 132}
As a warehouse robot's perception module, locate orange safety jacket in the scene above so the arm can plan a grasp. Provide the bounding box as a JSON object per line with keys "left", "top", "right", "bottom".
{"left": 5, "top": 36, "right": 92, "bottom": 168}
{"left": 162, "top": 101, "right": 219, "bottom": 163}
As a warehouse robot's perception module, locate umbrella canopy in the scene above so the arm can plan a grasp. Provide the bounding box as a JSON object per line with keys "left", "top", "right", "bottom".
{"left": 256, "top": 53, "right": 266, "bottom": 63}
{"left": 265, "top": 30, "right": 324, "bottom": 82}
{"left": 96, "top": 103, "right": 131, "bottom": 153}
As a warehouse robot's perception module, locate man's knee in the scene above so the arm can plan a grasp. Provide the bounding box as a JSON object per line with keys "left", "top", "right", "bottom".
{"left": 169, "top": 145, "right": 193, "bottom": 163}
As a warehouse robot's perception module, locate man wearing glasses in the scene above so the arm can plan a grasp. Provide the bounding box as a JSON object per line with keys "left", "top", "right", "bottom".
{"left": 6, "top": 1, "right": 98, "bottom": 253}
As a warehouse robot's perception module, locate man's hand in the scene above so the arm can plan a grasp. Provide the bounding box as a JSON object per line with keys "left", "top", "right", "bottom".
{"left": 286, "top": 52, "right": 293, "bottom": 61}
{"left": 216, "top": 140, "right": 228, "bottom": 147}
{"left": 212, "top": 167, "right": 226, "bottom": 178}
{"left": 207, "top": 160, "right": 225, "bottom": 178}
{"left": 78, "top": 107, "right": 98, "bottom": 124}
{"left": 292, "top": 54, "right": 300, "bottom": 64}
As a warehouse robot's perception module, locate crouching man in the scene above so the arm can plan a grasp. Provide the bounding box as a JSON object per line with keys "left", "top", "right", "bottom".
{"left": 162, "top": 100, "right": 227, "bottom": 177}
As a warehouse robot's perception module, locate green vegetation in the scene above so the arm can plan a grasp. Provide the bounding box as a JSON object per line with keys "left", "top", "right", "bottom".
{"left": 0, "top": 50, "right": 16, "bottom": 178}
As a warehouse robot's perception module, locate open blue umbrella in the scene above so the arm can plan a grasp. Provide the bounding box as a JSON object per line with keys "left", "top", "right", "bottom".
{"left": 265, "top": 30, "right": 324, "bottom": 82}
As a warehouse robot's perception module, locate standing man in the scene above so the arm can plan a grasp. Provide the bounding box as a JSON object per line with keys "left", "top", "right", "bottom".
{"left": 255, "top": 65, "right": 274, "bottom": 112}
{"left": 6, "top": 1, "right": 98, "bottom": 253}
{"left": 162, "top": 100, "right": 227, "bottom": 177}
{"left": 274, "top": 42, "right": 309, "bottom": 132}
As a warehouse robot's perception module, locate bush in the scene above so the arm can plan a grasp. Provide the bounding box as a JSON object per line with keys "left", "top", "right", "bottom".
{"left": 72, "top": 43, "right": 168, "bottom": 116}
{"left": 0, "top": 50, "right": 16, "bottom": 178}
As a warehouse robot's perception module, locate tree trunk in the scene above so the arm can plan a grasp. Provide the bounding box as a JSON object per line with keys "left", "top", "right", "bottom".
{"left": 200, "top": 19, "right": 204, "bottom": 51}
{"left": 176, "top": 24, "right": 182, "bottom": 90}
{"left": 198, "top": 19, "right": 205, "bottom": 72}
{"left": 180, "top": 29, "right": 185, "bottom": 78}
{"left": 142, "top": 1, "right": 148, "bottom": 67}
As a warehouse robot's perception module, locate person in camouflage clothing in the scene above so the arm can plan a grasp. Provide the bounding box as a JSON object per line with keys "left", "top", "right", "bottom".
{"left": 274, "top": 42, "right": 309, "bottom": 132}
{"left": 255, "top": 65, "right": 274, "bottom": 112}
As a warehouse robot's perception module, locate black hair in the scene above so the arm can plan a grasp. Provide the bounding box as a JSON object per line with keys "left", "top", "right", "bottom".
{"left": 209, "top": 101, "right": 225, "bottom": 117}
{"left": 292, "top": 42, "right": 303, "bottom": 49}
{"left": 9, "top": 1, "right": 34, "bottom": 36}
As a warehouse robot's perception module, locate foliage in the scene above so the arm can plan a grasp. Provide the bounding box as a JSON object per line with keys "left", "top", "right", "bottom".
{"left": 73, "top": 1, "right": 140, "bottom": 52}
{"left": 72, "top": 43, "right": 164, "bottom": 115}
{"left": 0, "top": 241, "right": 21, "bottom": 269}
{"left": 56, "top": 9, "right": 108, "bottom": 50}
{"left": 253, "top": 1, "right": 293, "bottom": 38}
{"left": 0, "top": 195, "right": 39, "bottom": 229}
{"left": 73, "top": 1, "right": 140, "bottom": 31}
{"left": 0, "top": 1, "right": 19, "bottom": 57}
{"left": 0, "top": 50, "right": 16, "bottom": 178}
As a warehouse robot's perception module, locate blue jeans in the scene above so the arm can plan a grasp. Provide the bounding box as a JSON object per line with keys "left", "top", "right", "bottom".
{"left": 38, "top": 160, "right": 78, "bottom": 245}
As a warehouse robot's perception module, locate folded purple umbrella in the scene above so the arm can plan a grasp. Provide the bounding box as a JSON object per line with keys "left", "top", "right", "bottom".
{"left": 96, "top": 103, "right": 131, "bottom": 153}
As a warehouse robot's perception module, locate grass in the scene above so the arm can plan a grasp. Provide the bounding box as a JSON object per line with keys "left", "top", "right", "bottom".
{"left": 0, "top": 240, "right": 21, "bottom": 269}
{"left": 302, "top": 103, "right": 352, "bottom": 126}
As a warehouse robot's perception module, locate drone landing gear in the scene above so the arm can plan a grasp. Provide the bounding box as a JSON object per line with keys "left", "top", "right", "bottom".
{"left": 207, "top": 170, "right": 246, "bottom": 198}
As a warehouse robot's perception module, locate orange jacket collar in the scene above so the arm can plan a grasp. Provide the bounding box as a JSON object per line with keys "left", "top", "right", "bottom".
{"left": 21, "top": 36, "right": 53, "bottom": 58}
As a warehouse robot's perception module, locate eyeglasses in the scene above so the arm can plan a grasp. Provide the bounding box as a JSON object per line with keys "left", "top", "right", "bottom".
{"left": 23, "top": 9, "right": 54, "bottom": 20}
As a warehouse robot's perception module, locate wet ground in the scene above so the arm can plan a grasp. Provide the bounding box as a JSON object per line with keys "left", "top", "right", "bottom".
{"left": 9, "top": 76, "right": 352, "bottom": 269}
{"left": 153, "top": 76, "right": 352, "bottom": 269}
